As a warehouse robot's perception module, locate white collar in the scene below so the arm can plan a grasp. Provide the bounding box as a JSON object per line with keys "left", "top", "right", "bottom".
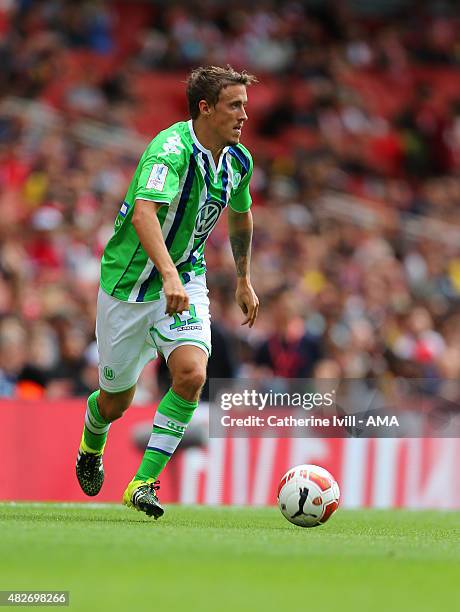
{"left": 188, "top": 119, "right": 229, "bottom": 179}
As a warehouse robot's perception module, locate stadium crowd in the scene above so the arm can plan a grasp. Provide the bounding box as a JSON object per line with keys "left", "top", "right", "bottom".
{"left": 0, "top": 0, "right": 459, "bottom": 400}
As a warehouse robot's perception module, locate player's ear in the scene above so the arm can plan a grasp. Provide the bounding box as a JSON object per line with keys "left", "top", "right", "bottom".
{"left": 198, "top": 99, "right": 212, "bottom": 116}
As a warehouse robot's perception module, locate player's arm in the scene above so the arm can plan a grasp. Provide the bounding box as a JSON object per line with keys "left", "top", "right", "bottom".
{"left": 132, "top": 200, "right": 189, "bottom": 315}
{"left": 228, "top": 207, "right": 259, "bottom": 328}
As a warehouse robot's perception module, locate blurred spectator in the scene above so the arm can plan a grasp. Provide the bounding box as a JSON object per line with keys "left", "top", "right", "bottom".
{"left": 0, "top": 316, "right": 47, "bottom": 398}
{"left": 253, "top": 288, "right": 323, "bottom": 378}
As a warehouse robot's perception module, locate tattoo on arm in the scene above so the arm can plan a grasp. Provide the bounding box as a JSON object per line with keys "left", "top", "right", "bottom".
{"left": 230, "top": 228, "right": 251, "bottom": 278}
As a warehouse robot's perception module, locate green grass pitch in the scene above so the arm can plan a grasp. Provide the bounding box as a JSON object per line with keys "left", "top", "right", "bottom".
{"left": 1, "top": 503, "right": 459, "bottom": 612}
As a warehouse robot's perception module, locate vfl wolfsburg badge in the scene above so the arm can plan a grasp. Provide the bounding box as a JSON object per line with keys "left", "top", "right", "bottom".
{"left": 103, "top": 366, "right": 115, "bottom": 380}
{"left": 195, "top": 201, "right": 221, "bottom": 237}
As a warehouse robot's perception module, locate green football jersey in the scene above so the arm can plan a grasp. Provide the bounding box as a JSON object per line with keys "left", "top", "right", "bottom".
{"left": 100, "top": 120, "right": 253, "bottom": 302}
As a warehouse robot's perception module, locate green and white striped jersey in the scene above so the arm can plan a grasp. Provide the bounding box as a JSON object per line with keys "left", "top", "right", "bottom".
{"left": 100, "top": 120, "right": 253, "bottom": 302}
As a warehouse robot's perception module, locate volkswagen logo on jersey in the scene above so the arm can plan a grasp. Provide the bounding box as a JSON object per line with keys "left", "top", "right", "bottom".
{"left": 195, "top": 201, "right": 221, "bottom": 237}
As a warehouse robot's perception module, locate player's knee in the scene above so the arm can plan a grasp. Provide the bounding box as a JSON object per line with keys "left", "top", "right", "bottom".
{"left": 174, "top": 364, "right": 206, "bottom": 395}
{"left": 98, "top": 391, "right": 132, "bottom": 422}
{"left": 98, "top": 400, "right": 125, "bottom": 422}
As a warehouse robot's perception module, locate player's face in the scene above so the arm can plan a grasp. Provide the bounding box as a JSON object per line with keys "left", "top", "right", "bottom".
{"left": 209, "top": 84, "right": 248, "bottom": 145}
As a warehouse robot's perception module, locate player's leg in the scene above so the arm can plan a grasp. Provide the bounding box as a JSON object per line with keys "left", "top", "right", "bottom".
{"left": 76, "top": 386, "right": 135, "bottom": 496}
{"left": 80, "top": 386, "right": 136, "bottom": 455}
{"left": 133, "top": 345, "right": 207, "bottom": 481}
{"left": 123, "top": 274, "right": 211, "bottom": 517}
{"left": 123, "top": 345, "right": 207, "bottom": 518}
{"left": 76, "top": 289, "right": 157, "bottom": 496}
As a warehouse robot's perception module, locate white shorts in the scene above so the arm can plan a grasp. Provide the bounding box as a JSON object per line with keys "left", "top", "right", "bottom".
{"left": 96, "top": 274, "right": 211, "bottom": 393}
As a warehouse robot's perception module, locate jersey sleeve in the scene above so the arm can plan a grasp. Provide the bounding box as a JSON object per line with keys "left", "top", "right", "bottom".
{"left": 229, "top": 148, "right": 253, "bottom": 213}
{"left": 135, "top": 153, "right": 180, "bottom": 205}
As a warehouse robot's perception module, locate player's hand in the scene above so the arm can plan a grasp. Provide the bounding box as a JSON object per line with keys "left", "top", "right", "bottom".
{"left": 163, "top": 272, "right": 189, "bottom": 315}
{"left": 235, "top": 278, "right": 259, "bottom": 328}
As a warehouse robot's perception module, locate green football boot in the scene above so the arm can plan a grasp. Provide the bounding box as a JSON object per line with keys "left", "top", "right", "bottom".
{"left": 123, "top": 479, "right": 164, "bottom": 519}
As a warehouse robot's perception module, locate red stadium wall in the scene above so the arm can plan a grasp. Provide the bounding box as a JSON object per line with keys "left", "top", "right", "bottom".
{"left": 0, "top": 400, "right": 177, "bottom": 503}
{"left": 1, "top": 401, "right": 459, "bottom": 508}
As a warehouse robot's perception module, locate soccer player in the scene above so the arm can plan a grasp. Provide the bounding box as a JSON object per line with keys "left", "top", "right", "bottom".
{"left": 76, "top": 66, "right": 259, "bottom": 518}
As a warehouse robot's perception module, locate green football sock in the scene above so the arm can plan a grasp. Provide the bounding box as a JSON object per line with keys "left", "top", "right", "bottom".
{"left": 134, "top": 388, "right": 198, "bottom": 482}
{"left": 80, "top": 390, "right": 111, "bottom": 455}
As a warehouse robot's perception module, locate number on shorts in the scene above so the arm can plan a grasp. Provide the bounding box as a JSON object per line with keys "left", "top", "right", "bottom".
{"left": 169, "top": 304, "right": 202, "bottom": 329}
